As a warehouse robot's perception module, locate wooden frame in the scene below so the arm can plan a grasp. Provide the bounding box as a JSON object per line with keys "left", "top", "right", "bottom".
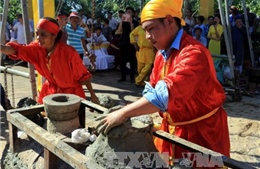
{"left": 6, "top": 100, "right": 255, "bottom": 169}
{"left": 6, "top": 103, "right": 102, "bottom": 169}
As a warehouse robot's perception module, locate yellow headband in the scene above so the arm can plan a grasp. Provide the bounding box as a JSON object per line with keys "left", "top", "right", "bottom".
{"left": 141, "top": 0, "right": 186, "bottom": 26}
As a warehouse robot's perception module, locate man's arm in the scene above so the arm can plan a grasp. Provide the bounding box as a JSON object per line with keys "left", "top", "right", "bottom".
{"left": 117, "top": 21, "right": 123, "bottom": 33}
{"left": 130, "top": 27, "right": 139, "bottom": 51}
{"left": 81, "top": 79, "right": 99, "bottom": 104}
{"left": 96, "top": 97, "right": 160, "bottom": 134}
{"left": 0, "top": 44, "right": 16, "bottom": 55}
{"left": 81, "top": 37, "right": 89, "bottom": 55}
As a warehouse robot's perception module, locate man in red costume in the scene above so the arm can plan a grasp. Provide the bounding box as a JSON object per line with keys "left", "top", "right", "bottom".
{"left": 96, "top": 0, "right": 230, "bottom": 166}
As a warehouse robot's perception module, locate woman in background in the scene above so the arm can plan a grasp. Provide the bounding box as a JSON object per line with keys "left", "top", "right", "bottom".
{"left": 208, "top": 15, "right": 223, "bottom": 56}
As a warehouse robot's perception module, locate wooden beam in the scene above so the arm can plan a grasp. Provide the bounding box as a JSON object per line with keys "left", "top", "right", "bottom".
{"left": 6, "top": 112, "right": 103, "bottom": 169}
{"left": 8, "top": 122, "right": 17, "bottom": 153}
{"left": 81, "top": 100, "right": 107, "bottom": 113}
{"left": 153, "top": 130, "right": 256, "bottom": 169}
{"left": 7, "top": 104, "right": 44, "bottom": 117}
{"left": 44, "top": 148, "right": 57, "bottom": 169}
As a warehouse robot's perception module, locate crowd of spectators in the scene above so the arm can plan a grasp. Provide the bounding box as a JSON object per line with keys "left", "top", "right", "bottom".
{"left": 1, "top": 5, "right": 260, "bottom": 87}
{"left": 183, "top": 6, "right": 259, "bottom": 78}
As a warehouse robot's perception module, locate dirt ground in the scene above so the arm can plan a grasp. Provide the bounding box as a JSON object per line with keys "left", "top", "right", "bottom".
{"left": 224, "top": 96, "right": 260, "bottom": 168}
{"left": 0, "top": 66, "right": 260, "bottom": 168}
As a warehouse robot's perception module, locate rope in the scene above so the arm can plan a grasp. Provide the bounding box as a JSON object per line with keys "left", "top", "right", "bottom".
{"left": 88, "top": 0, "right": 97, "bottom": 71}
{"left": 91, "top": 0, "right": 96, "bottom": 47}
{"left": 3, "top": 60, "right": 24, "bottom": 109}
{"left": 55, "top": 0, "right": 64, "bottom": 16}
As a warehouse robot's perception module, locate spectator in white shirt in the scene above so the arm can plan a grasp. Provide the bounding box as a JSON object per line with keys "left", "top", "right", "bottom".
{"left": 11, "top": 13, "right": 22, "bottom": 39}
{"left": 107, "top": 11, "right": 118, "bottom": 31}
{"left": 87, "top": 17, "right": 96, "bottom": 28}
{"left": 117, "top": 10, "right": 125, "bottom": 24}
{"left": 93, "top": 26, "right": 107, "bottom": 45}
{"left": 79, "top": 9, "right": 88, "bottom": 25}
{"left": 13, "top": 14, "right": 34, "bottom": 44}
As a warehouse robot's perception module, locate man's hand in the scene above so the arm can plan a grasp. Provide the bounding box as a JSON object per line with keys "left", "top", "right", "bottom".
{"left": 91, "top": 94, "right": 100, "bottom": 105}
{"left": 134, "top": 43, "right": 140, "bottom": 51}
{"left": 95, "top": 110, "right": 126, "bottom": 135}
{"left": 88, "top": 53, "right": 96, "bottom": 62}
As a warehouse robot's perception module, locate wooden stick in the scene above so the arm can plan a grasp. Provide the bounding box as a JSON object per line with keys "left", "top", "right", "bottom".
{"left": 153, "top": 130, "right": 256, "bottom": 169}
{"left": 6, "top": 112, "right": 103, "bottom": 169}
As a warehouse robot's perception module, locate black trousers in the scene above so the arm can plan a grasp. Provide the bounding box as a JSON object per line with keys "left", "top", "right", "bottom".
{"left": 0, "top": 83, "right": 6, "bottom": 110}
{"left": 120, "top": 44, "right": 137, "bottom": 80}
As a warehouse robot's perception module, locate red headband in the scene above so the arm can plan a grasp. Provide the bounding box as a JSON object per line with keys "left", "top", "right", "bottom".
{"left": 37, "top": 18, "right": 60, "bottom": 35}
{"left": 56, "top": 15, "right": 67, "bottom": 19}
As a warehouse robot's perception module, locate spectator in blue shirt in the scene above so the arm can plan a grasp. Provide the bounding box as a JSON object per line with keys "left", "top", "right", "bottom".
{"left": 229, "top": 6, "right": 240, "bottom": 26}
{"left": 232, "top": 16, "right": 247, "bottom": 74}
{"left": 192, "top": 15, "right": 206, "bottom": 38}
{"left": 193, "top": 27, "right": 207, "bottom": 47}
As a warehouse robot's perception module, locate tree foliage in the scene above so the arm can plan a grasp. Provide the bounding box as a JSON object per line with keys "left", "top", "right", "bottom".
{"left": 57, "top": 0, "right": 142, "bottom": 19}
{"left": 232, "top": 0, "right": 260, "bottom": 16}
{"left": 0, "top": 0, "right": 22, "bottom": 23}
{"left": 188, "top": 0, "right": 260, "bottom": 17}
{"left": 1, "top": 0, "right": 260, "bottom": 24}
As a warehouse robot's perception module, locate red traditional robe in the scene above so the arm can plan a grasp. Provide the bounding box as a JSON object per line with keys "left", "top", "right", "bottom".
{"left": 151, "top": 32, "right": 230, "bottom": 159}
{"left": 7, "top": 41, "right": 92, "bottom": 104}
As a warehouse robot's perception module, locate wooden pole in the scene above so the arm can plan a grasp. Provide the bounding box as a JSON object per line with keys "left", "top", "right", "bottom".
{"left": 242, "top": 0, "right": 255, "bottom": 67}
{"left": 225, "top": 0, "right": 233, "bottom": 53}
{"left": 140, "top": 0, "right": 145, "bottom": 11}
{"left": 38, "top": 0, "right": 44, "bottom": 19}
{"left": 153, "top": 130, "right": 256, "bottom": 169}
{"left": 21, "top": 0, "right": 38, "bottom": 100}
{"left": 0, "top": 0, "right": 10, "bottom": 66}
{"left": 217, "top": 0, "right": 235, "bottom": 79}
{"left": 183, "top": 0, "right": 190, "bottom": 15}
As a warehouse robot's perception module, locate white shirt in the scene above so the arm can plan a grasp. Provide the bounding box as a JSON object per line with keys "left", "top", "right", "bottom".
{"left": 117, "top": 18, "right": 122, "bottom": 24}
{"left": 108, "top": 17, "right": 118, "bottom": 30}
{"left": 81, "top": 15, "right": 88, "bottom": 24}
{"left": 93, "top": 33, "right": 107, "bottom": 43}
{"left": 13, "top": 22, "right": 33, "bottom": 44}
{"left": 87, "top": 18, "right": 96, "bottom": 26}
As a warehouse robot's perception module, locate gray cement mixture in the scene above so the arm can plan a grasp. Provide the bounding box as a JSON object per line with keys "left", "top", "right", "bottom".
{"left": 99, "top": 95, "right": 117, "bottom": 108}
{"left": 86, "top": 115, "right": 167, "bottom": 169}
{"left": 3, "top": 150, "right": 28, "bottom": 169}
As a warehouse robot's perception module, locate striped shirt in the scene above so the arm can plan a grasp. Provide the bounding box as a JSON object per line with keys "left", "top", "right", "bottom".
{"left": 65, "top": 24, "right": 86, "bottom": 54}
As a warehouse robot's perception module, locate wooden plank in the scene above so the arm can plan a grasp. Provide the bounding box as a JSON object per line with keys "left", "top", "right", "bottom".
{"left": 81, "top": 100, "right": 108, "bottom": 113}
{"left": 153, "top": 130, "right": 256, "bottom": 169}
{"left": 7, "top": 104, "right": 44, "bottom": 117}
{"left": 8, "top": 122, "right": 17, "bottom": 153}
{"left": 6, "top": 112, "right": 103, "bottom": 169}
{"left": 44, "top": 148, "right": 57, "bottom": 169}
